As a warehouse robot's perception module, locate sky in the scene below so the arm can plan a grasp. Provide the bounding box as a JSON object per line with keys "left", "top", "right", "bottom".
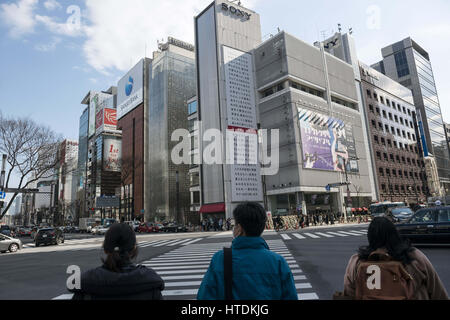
{"left": 1, "top": 0, "right": 450, "bottom": 204}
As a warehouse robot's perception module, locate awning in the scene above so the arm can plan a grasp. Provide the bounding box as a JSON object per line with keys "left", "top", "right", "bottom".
{"left": 199, "top": 203, "right": 225, "bottom": 214}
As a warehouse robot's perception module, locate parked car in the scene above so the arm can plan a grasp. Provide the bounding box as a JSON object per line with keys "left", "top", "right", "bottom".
{"left": 125, "top": 221, "right": 140, "bottom": 232}
{"left": 0, "top": 225, "right": 12, "bottom": 236}
{"left": 17, "top": 227, "right": 32, "bottom": 237}
{"left": 396, "top": 206, "right": 450, "bottom": 243}
{"left": 0, "top": 234, "right": 23, "bottom": 253}
{"left": 162, "top": 223, "right": 188, "bottom": 233}
{"left": 95, "top": 225, "right": 110, "bottom": 235}
{"left": 386, "top": 207, "right": 414, "bottom": 223}
{"left": 34, "top": 228, "right": 65, "bottom": 247}
{"left": 137, "top": 222, "right": 154, "bottom": 233}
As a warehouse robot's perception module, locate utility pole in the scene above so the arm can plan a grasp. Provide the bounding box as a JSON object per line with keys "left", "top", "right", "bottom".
{"left": 0, "top": 155, "right": 6, "bottom": 212}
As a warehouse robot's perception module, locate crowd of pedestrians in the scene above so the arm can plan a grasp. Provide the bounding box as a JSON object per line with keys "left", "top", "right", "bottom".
{"left": 201, "top": 217, "right": 232, "bottom": 232}
{"left": 67, "top": 203, "right": 448, "bottom": 300}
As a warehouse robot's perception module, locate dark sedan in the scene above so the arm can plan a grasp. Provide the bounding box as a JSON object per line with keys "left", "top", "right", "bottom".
{"left": 396, "top": 206, "right": 450, "bottom": 243}
{"left": 386, "top": 207, "right": 414, "bottom": 223}
{"left": 35, "top": 228, "right": 65, "bottom": 247}
{"left": 162, "top": 223, "right": 188, "bottom": 233}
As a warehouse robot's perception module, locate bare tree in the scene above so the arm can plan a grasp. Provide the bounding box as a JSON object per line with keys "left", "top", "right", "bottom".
{"left": 0, "top": 113, "right": 62, "bottom": 219}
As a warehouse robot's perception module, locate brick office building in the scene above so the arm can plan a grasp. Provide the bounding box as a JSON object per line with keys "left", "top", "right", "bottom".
{"left": 360, "top": 63, "right": 428, "bottom": 205}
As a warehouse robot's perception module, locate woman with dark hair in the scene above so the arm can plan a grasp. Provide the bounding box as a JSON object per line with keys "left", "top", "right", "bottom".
{"left": 343, "top": 217, "right": 448, "bottom": 299}
{"left": 69, "top": 223, "right": 164, "bottom": 300}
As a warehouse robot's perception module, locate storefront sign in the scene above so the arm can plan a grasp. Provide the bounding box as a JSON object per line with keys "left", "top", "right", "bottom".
{"left": 221, "top": 3, "right": 251, "bottom": 20}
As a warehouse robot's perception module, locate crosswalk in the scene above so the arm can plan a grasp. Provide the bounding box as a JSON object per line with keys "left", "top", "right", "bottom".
{"left": 22, "top": 238, "right": 103, "bottom": 248}
{"left": 138, "top": 238, "right": 203, "bottom": 248}
{"left": 279, "top": 229, "right": 367, "bottom": 241}
{"left": 141, "top": 240, "right": 319, "bottom": 301}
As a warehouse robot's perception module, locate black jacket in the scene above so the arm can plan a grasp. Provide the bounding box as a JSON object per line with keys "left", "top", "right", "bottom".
{"left": 70, "top": 264, "right": 165, "bottom": 300}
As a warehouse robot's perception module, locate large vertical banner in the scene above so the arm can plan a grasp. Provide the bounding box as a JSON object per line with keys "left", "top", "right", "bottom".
{"left": 89, "top": 92, "right": 112, "bottom": 137}
{"left": 103, "top": 138, "right": 122, "bottom": 172}
{"left": 299, "top": 108, "right": 359, "bottom": 173}
{"left": 117, "top": 59, "right": 144, "bottom": 120}
{"left": 223, "top": 45, "right": 262, "bottom": 202}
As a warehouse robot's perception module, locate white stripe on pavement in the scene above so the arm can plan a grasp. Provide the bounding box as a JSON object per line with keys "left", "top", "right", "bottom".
{"left": 337, "top": 231, "right": 364, "bottom": 236}
{"left": 181, "top": 238, "right": 203, "bottom": 246}
{"left": 326, "top": 232, "right": 348, "bottom": 237}
{"left": 162, "top": 289, "right": 198, "bottom": 296}
{"left": 293, "top": 275, "right": 307, "bottom": 281}
{"left": 298, "top": 293, "right": 319, "bottom": 300}
{"left": 292, "top": 233, "right": 306, "bottom": 239}
{"left": 144, "top": 261, "right": 211, "bottom": 267}
{"left": 145, "top": 258, "right": 212, "bottom": 263}
{"left": 314, "top": 232, "right": 334, "bottom": 238}
{"left": 165, "top": 281, "right": 202, "bottom": 287}
{"left": 303, "top": 233, "right": 320, "bottom": 239}
{"left": 151, "top": 265, "right": 210, "bottom": 270}
{"left": 167, "top": 239, "right": 195, "bottom": 246}
{"left": 52, "top": 294, "right": 74, "bottom": 300}
{"left": 157, "top": 269, "right": 208, "bottom": 275}
{"left": 154, "top": 239, "right": 187, "bottom": 247}
{"left": 281, "top": 234, "right": 291, "bottom": 240}
{"left": 295, "top": 283, "right": 312, "bottom": 289}
{"left": 161, "top": 275, "right": 206, "bottom": 281}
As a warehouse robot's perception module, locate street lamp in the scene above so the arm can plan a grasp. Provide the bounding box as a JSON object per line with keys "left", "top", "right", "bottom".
{"left": 342, "top": 156, "right": 359, "bottom": 223}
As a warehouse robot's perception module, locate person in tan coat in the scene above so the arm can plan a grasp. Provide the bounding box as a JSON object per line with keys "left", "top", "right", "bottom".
{"left": 343, "top": 217, "right": 448, "bottom": 300}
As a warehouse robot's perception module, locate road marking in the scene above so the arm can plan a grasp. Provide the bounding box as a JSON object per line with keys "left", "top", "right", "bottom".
{"left": 294, "top": 275, "right": 307, "bottom": 280}
{"left": 167, "top": 238, "right": 198, "bottom": 246}
{"left": 326, "top": 232, "right": 348, "bottom": 237}
{"left": 281, "top": 234, "right": 291, "bottom": 240}
{"left": 337, "top": 231, "right": 363, "bottom": 236}
{"left": 154, "top": 239, "right": 189, "bottom": 247}
{"left": 144, "top": 261, "right": 212, "bottom": 267}
{"left": 161, "top": 275, "right": 205, "bottom": 281}
{"left": 157, "top": 269, "right": 208, "bottom": 275}
{"left": 298, "top": 293, "right": 319, "bottom": 300}
{"left": 52, "top": 294, "right": 74, "bottom": 300}
{"left": 303, "top": 233, "right": 320, "bottom": 239}
{"left": 349, "top": 230, "right": 367, "bottom": 234}
{"left": 146, "top": 258, "right": 213, "bottom": 263}
{"left": 292, "top": 233, "right": 306, "bottom": 239}
{"left": 162, "top": 289, "right": 198, "bottom": 296}
{"left": 295, "top": 283, "right": 312, "bottom": 289}
{"left": 181, "top": 238, "right": 203, "bottom": 246}
{"left": 314, "top": 232, "right": 334, "bottom": 238}
{"left": 291, "top": 269, "right": 303, "bottom": 274}
{"left": 165, "top": 281, "right": 202, "bottom": 287}
{"left": 151, "top": 265, "right": 210, "bottom": 270}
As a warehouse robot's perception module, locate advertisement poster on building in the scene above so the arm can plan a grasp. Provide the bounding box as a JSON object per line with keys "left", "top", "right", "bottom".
{"left": 299, "top": 111, "right": 359, "bottom": 173}
{"left": 117, "top": 59, "right": 144, "bottom": 120}
{"left": 103, "top": 139, "right": 121, "bottom": 172}
{"left": 96, "top": 108, "right": 118, "bottom": 135}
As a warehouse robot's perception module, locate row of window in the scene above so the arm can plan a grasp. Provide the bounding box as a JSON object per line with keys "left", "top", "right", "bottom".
{"left": 375, "top": 151, "right": 422, "bottom": 167}
{"left": 378, "top": 166, "right": 424, "bottom": 179}
{"left": 380, "top": 184, "right": 426, "bottom": 194}
{"left": 366, "top": 89, "right": 412, "bottom": 116}
{"left": 368, "top": 104, "right": 415, "bottom": 130}
{"left": 372, "top": 134, "right": 419, "bottom": 153}
{"left": 371, "top": 120, "right": 416, "bottom": 141}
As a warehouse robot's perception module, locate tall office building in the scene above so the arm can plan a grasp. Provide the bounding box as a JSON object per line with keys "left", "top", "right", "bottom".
{"left": 148, "top": 37, "right": 196, "bottom": 223}
{"left": 372, "top": 38, "right": 450, "bottom": 196}
{"left": 195, "top": 0, "right": 263, "bottom": 219}
{"left": 359, "top": 63, "right": 428, "bottom": 204}
{"left": 76, "top": 107, "right": 89, "bottom": 218}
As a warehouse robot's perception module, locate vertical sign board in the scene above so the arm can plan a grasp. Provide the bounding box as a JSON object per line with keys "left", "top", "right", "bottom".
{"left": 117, "top": 59, "right": 144, "bottom": 120}
{"left": 103, "top": 138, "right": 122, "bottom": 172}
{"left": 89, "top": 92, "right": 112, "bottom": 138}
{"left": 223, "top": 45, "right": 262, "bottom": 202}
{"left": 96, "top": 108, "right": 118, "bottom": 135}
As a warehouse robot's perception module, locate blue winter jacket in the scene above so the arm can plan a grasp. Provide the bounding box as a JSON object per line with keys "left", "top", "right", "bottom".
{"left": 197, "top": 236, "right": 298, "bottom": 300}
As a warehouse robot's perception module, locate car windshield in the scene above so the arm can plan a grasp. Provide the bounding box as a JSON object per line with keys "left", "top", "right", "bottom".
{"left": 391, "top": 208, "right": 413, "bottom": 216}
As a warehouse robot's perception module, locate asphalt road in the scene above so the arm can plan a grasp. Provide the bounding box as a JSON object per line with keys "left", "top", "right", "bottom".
{"left": 1, "top": 225, "right": 449, "bottom": 300}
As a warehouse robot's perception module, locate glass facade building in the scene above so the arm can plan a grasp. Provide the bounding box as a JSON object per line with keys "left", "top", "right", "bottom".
{"left": 148, "top": 44, "right": 196, "bottom": 222}
{"left": 373, "top": 38, "right": 450, "bottom": 192}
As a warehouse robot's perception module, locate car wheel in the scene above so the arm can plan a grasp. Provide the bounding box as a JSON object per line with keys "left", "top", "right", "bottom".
{"left": 1, "top": 251, "right": 7, "bottom": 253}
{"left": 9, "top": 243, "right": 19, "bottom": 253}
{"left": 56, "top": 238, "right": 62, "bottom": 245}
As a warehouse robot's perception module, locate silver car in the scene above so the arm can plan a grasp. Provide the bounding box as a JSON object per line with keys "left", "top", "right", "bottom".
{"left": 0, "top": 234, "right": 23, "bottom": 253}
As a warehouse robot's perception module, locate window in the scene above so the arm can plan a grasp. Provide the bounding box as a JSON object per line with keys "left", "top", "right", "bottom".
{"left": 379, "top": 167, "right": 384, "bottom": 176}
{"left": 376, "top": 107, "right": 380, "bottom": 114}
{"left": 380, "top": 96, "right": 385, "bottom": 104}
{"left": 388, "top": 139, "right": 392, "bottom": 147}
{"left": 407, "top": 109, "right": 411, "bottom": 116}
{"left": 407, "top": 158, "right": 411, "bottom": 165}
{"left": 374, "top": 92, "right": 378, "bottom": 100}
{"left": 386, "top": 98, "right": 390, "bottom": 106}
{"left": 402, "top": 156, "right": 406, "bottom": 164}
{"left": 398, "top": 170, "right": 403, "bottom": 177}
{"left": 376, "top": 151, "right": 381, "bottom": 160}
{"left": 389, "top": 153, "right": 394, "bottom": 161}
{"left": 394, "top": 51, "right": 410, "bottom": 77}
{"left": 381, "top": 137, "right": 386, "bottom": 145}
{"left": 402, "top": 130, "right": 406, "bottom": 138}
{"left": 369, "top": 104, "right": 374, "bottom": 112}
{"left": 403, "top": 106, "right": 407, "bottom": 114}
{"left": 382, "top": 110, "right": 387, "bottom": 118}
{"left": 410, "top": 209, "right": 436, "bottom": 223}
{"left": 371, "top": 120, "right": 376, "bottom": 128}
{"left": 392, "top": 169, "right": 397, "bottom": 177}
{"left": 367, "top": 89, "right": 372, "bottom": 98}
{"left": 389, "top": 113, "right": 393, "bottom": 121}
{"left": 396, "top": 155, "right": 400, "bottom": 163}
{"left": 437, "top": 209, "right": 450, "bottom": 223}
{"left": 394, "top": 141, "right": 398, "bottom": 148}
{"left": 386, "top": 168, "right": 391, "bottom": 176}
{"left": 407, "top": 132, "right": 411, "bottom": 139}
{"left": 385, "top": 124, "right": 389, "bottom": 132}
{"left": 188, "top": 100, "right": 198, "bottom": 115}
{"left": 397, "top": 128, "right": 401, "bottom": 136}
{"left": 374, "top": 135, "right": 379, "bottom": 144}
{"left": 400, "top": 118, "right": 404, "bottom": 125}
{"left": 192, "top": 191, "right": 200, "bottom": 204}
{"left": 392, "top": 101, "right": 396, "bottom": 108}
{"left": 378, "top": 122, "right": 383, "bottom": 130}
{"left": 383, "top": 153, "right": 388, "bottom": 161}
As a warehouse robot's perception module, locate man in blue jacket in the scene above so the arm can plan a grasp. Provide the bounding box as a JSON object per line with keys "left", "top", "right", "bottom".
{"left": 197, "top": 202, "right": 298, "bottom": 300}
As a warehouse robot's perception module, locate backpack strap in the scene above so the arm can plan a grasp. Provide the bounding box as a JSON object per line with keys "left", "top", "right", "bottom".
{"left": 223, "top": 247, "right": 233, "bottom": 300}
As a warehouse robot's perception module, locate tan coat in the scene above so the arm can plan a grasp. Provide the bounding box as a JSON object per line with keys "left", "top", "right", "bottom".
{"left": 344, "top": 248, "right": 449, "bottom": 300}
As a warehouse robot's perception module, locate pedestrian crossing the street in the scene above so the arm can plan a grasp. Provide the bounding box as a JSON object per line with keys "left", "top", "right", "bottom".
{"left": 279, "top": 229, "right": 367, "bottom": 241}
{"left": 141, "top": 239, "right": 319, "bottom": 301}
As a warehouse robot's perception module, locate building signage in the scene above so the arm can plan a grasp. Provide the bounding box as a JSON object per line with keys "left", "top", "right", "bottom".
{"left": 117, "top": 59, "right": 144, "bottom": 120}
{"left": 299, "top": 108, "right": 359, "bottom": 173}
{"left": 103, "top": 138, "right": 121, "bottom": 172}
{"left": 221, "top": 3, "right": 251, "bottom": 20}
{"left": 96, "top": 108, "right": 118, "bottom": 135}
{"left": 168, "top": 36, "right": 195, "bottom": 52}
{"left": 223, "top": 45, "right": 262, "bottom": 202}
{"left": 89, "top": 91, "right": 113, "bottom": 137}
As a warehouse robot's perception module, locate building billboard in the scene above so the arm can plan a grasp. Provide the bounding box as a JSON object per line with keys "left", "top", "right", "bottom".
{"left": 117, "top": 59, "right": 144, "bottom": 120}
{"left": 96, "top": 108, "right": 118, "bottom": 135}
{"left": 89, "top": 91, "right": 113, "bottom": 137}
{"left": 299, "top": 109, "right": 359, "bottom": 173}
{"left": 103, "top": 138, "right": 121, "bottom": 172}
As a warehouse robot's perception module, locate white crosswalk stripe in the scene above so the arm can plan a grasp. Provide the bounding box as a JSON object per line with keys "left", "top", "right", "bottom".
{"left": 140, "top": 239, "right": 318, "bottom": 300}
{"left": 279, "top": 229, "right": 367, "bottom": 240}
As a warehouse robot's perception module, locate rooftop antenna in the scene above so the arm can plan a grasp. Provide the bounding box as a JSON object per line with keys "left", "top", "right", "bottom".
{"left": 277, "top": 27, "right": 280, "bottom": 33}
{"left": 338, "top": 23, "right": 342, "bottom": 33}
{"left": 349, "top": 27, "right": 353, "bottom": 35}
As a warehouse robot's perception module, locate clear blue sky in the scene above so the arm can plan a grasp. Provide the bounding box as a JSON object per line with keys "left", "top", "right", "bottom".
{"left": 1, "top": 0, "right": 449, "bottom": 201}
